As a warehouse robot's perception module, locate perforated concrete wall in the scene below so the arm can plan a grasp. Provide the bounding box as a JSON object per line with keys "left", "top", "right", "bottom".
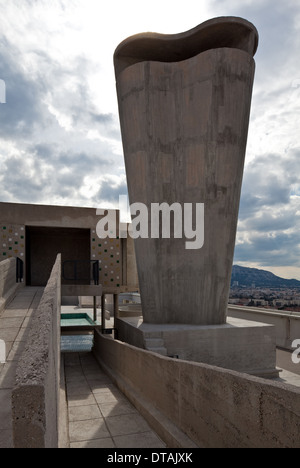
{"left": 0, "top": 224, "right": 25, "bottom": 260}
{"left": 91, "top": 230, "right": 122, "bottom": 288}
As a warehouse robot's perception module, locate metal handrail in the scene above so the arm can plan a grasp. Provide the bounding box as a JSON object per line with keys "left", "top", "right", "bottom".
{"left": 62, "top": 260, "right": 100, "bottom": 285}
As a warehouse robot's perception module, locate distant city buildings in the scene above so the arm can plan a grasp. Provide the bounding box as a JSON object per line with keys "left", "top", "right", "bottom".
{"left": 229, "top": 285, "right": 300, "bottom": 311}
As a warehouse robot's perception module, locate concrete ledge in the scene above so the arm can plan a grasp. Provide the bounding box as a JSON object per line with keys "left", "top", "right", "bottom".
{"left": 61, "top": 284, "right": 102, "bottom": 297}
{"left": 117, "top": 316, "right": 279, "bottom": 378}
{"left": 58, "top": 354, "right": 70, "bottom": 449}
{"left": 228, "top": 305, "right": 300, "bottom": 350}
{"left": 114, "top": 16, "right": 258, "bottom": 77}
{"left": 93, "top": 331, "right": 300, "bottom": 448}
{"left": 12, "top": 255, "right": 61, "bottom": 448}
{"left": 0, "top": 283, "right": 24, "bottom": 314}
{"left": 0, "top": 258, "right": 24, "bottom": 314}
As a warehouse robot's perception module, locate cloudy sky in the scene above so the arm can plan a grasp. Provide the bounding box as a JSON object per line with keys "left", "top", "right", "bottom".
{"left": 0, "top": 0, "right": 299, "bottom": 280}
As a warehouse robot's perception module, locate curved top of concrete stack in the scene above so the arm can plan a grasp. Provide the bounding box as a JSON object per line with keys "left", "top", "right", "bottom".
{"left": 114, "top": 16, "right": 259, "bottom": 78}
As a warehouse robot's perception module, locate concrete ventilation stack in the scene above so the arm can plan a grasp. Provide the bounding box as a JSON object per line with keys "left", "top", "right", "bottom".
{"left": 114, "top": 18, "right": 278, "bottom": 377}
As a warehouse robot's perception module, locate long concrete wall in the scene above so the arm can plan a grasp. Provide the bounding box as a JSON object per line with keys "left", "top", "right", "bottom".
{"left": 228, "top": 305, "right": 300, "bottom": 350}
{"left": 0, "top": 258, "right": 23, "bottom": 313}
{"left": 93, "top": 331, "right": 300, "bottom": 448}
{"left": 12, "top": 255, "right": 61, "bottom": 448}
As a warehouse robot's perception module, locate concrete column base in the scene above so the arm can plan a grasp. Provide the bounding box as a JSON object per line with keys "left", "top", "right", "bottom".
{"left": 117, "top": 316, "right": 280, "bottom": 379}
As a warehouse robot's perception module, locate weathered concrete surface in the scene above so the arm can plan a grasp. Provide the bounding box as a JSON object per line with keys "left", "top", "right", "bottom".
{"left": 117, "top": 316, "right": 279, "bottom": 378}
{"left": 12, "top": 255, "right": 61, "bottom": 448}
{"left": 0, "top": 202, "right": 101, "bottom": 229}
{"left": 0, "top": 258, "right": 23, "bottom": 313}
{"left": 115, "top": 17, "right": 258, "bottom": 325}
{"left": 228, "top": 305, "right": 300, "bottom": 350}
{"left": 61, "top": 284, "right": 103, "bottom": 297}
{"left": 93, "top": 331, "right": 300, "bottom": 448}
{"left": 114, "top": 16, "right": 258, "bottom": 78}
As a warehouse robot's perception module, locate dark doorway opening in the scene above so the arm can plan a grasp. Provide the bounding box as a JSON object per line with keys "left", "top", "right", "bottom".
{"left": 26, "top": 226, "right": 90, "bottom": 286}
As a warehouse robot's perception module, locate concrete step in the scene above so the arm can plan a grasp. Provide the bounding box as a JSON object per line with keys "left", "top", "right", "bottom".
{"left": 143, "top": 331, "right": 164, "bottom": 339}
{"left": 144, "top": 338, "right": 165, "bottom": 348}
{"left": 144, "top": 337, "right": 168, "bottom": 356}
{"left": 147, "top": 347, "right": 168, "bottom": 356}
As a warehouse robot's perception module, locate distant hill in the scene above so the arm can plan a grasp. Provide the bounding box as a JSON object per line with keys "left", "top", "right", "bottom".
{"left": 231, "top": 265, "right": 300, "bottom": 289}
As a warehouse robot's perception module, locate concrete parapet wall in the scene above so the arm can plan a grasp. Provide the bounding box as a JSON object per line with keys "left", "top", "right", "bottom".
{"left": 0, "top": 258, "right": 23, "bottom": 312}
{"left": 228, "top": 305, "right": 300, "bottom": 349}
{"left": 93, "top": 331, "right": 300, "bottom": 448}
{"left": 117, "top": 316, "right": 278, "bottom": 377}
{"left": 12, "top": 255, "right": 61, "bottom": 448}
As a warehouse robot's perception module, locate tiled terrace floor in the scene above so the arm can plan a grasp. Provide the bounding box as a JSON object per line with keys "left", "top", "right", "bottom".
{"left": 1, "top": 287, "right": 300, "bottom": 448}
{"left": 64, "top": 352, "right": 166, "bottom": 448}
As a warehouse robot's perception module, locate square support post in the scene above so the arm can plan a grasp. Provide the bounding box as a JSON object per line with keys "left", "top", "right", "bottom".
{"left": 93, "top": 296, "right": 97, "bottom": 323}
{"left": 101, "top": 294, "right": 106, "bottom": 333}
{"left": 114, "top": 293, "right": 119, "bottom": 329}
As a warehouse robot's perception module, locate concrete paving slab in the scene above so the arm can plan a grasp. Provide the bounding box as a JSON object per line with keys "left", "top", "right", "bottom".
{"left": 64, "top": 354, "right": 81, "bottom": 367}
{"left": 67, "top": 382, "right": 92, "bottom": 397}
{"left": 0, "top": 328, "right": 19, "bottom": 342}
{"left": 4, "top": 341, "right": 13, "bottom": 359}
{"left": 67, "top": 393, "right": 97, "bottom": 408}
{"left": 20, "top": 316, "right": 31, "bottom": 329}
{"left": 64, "top": 352, "right": 166, "bottom": 448}
{"left": 65, "top": 370, "right": 86, "bottom": 383}
{"left": 68, "top": 404, "right": 102, "bottom": 422}
{"left": 105, "top": 413, "right": 152, "bottom": 437}
{"left": 0, "top": 362, "right": 17, "bottom": 389}
{"left": 0, "top": 429, "right": 13, "bottom": 449}
{"left": 69, "top": 418, "right": 110, "bottom": 442}
{"left": 6, "top": 299, "right": 34, "bottom": 308}
{"left": 114, "top": 432, "right": 166, "bottom": 448}
{"left": 98, "top": 401, "right": 138, "bottom": 418}
{"left": 70, "top": 437, "right": 115, "bottom": 449}
{"left": 94, "top": 389, "right": 127, "bottom": 405}
{"left": 0, "top": 389, "right": 12, "bottom": 430}
{"left": 87, "top": 377, "right": 113, "bottom": 390}
{"left": 6, "top": 342, "right": 25, "bottom": 361}
{"left": 0, "top": 317, "right": 23, "bottom": 329}
{"left": 15, "top": 326, "right": 31, "bottom": 342}
{"left": 1, "top": 310, "right": 28, "bottom": 319}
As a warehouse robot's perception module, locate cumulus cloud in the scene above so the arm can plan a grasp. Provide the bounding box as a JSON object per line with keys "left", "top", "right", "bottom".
{"left": 0, "top": 43, "right": 46, "bottom": 139}
{"left": 0, "top": 0, "right": 299, "bottom": 278}
{"left": 235, "top": 147, "right": 300, "bottom": 276}
{"left": 0, "top": 1, "right": 123, "bottom": 208}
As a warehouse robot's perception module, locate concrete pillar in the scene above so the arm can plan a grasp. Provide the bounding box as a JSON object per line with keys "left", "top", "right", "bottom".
{"left": 114, "top": 17, "right": 258, "bottom": 325}
{"left": 114, "top": 293, "right": 119, "bottom": 329}
{"left": 101, "top": 294, "right": 106, "bottom": 331}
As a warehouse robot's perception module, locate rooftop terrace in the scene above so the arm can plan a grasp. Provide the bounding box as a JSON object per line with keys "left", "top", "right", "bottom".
{"left": 1, "top": 282, "right": 300, "bottom": 448}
